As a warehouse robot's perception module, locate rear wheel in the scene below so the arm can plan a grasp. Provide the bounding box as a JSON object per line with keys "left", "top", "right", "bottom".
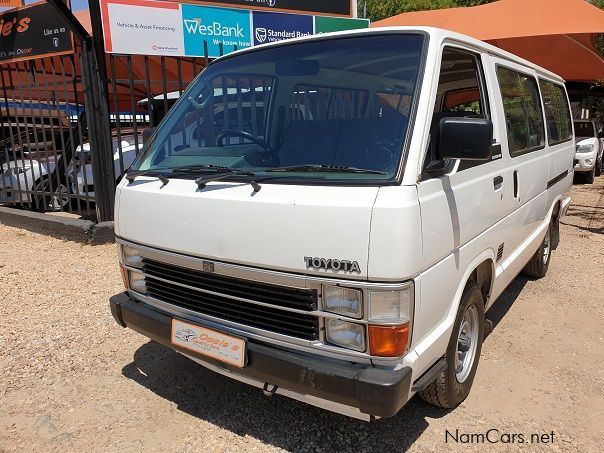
{"left": 418, "top": 282, "right": 485, "bottom": 408}
{"left": 522, "top": 221, "right": 552, "bottom": 278}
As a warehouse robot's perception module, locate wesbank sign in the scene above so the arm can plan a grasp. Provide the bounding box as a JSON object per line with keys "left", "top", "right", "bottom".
{"left": 100, "top": 0, "right": 369, "bottom": 58}
{"left": 182, "top": 5, "right": 252, "bottom": 57}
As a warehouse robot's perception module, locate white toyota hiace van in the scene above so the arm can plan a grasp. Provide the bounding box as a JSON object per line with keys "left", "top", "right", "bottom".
{"left": 110, "top": 27, "right": 574, "bottom": 420}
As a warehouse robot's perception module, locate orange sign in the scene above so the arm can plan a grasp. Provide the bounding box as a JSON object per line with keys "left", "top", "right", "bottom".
{"left": 0, "top": 0, "right": 22, "bottom": 8}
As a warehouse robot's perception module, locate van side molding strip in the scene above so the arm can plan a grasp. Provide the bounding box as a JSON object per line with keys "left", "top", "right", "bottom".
{"left": 547, "top": 170, "right": 569, "bottom": 189}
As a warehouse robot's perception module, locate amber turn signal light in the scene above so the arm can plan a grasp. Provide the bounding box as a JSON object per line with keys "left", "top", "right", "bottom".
{"left": 368, "top": 324, "right": 410, "bottom": 357}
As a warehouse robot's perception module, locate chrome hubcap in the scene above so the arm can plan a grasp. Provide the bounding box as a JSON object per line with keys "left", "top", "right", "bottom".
{"left": 542, "top": 228, "right": 551, "bottom": 265}
{"left": 455, "top": 305, "right": 479, "bottom": 383}
{"left": 43, "top": 184, "right": 69, "bottom": 210}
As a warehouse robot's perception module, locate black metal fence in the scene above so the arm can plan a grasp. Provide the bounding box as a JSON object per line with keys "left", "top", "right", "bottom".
{"left": 0, "top": 44, "right": 94, "bottom": 215}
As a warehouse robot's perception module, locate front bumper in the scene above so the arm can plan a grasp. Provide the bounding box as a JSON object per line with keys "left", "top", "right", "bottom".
{"left": 574, "top": 153, "right": 596, "bottom": 172}
{"left": 110, "top": 292, "right": 413, "bottom": 418}
{"left": 0, "top": 186, "right": 28, "bottom": 203}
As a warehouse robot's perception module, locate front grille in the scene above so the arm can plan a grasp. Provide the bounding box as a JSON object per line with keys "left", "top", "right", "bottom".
{"left": 142, "top": 258, "right": 319, "bottom": 340}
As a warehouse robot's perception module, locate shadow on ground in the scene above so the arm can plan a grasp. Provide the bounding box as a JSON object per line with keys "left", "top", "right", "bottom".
{"left": 123, "top": 340, "right": 448, "bottom": 452}
{"left": 120, "top": 275, "right": 532, "bottom": 452}
{"left": 485, "top": 274, "right": 529, "bottom": 336}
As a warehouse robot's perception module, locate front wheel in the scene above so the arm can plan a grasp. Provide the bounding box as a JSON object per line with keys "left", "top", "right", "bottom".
{"left": 584, "top": 167, "right": 596, "bottom": 184}
{"left": 33, "top": 178, "right": 71, "bottom": 212}
{"left": 522, "top": 221, "right": 552, "bottom": 278}
{"left": 418, "top": 282, "right": 485, "bottom": 408}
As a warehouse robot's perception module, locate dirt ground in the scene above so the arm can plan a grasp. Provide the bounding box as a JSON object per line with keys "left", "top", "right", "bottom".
{"left": 1, "top": 178, "right": 603, "bottom": 453}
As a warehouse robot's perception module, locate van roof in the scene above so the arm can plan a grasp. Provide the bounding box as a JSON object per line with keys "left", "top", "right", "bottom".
{"left": 215, "top": 26, "right": 566, "bottom": 84}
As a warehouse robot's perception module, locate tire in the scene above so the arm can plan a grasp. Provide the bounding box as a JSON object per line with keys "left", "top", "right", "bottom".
{"left": 32, "top": 178, "right": 71, "bottom": 213}
{"left": 522, "top": 221, "right": 552, "bottom": 278}
{"left": 418, "top": 282, "right": 485, "bottom": 409}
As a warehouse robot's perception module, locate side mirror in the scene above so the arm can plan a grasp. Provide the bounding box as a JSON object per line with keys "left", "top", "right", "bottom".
{"left": 438, "top": 117, "right": 493, "bottom": 161}
{"left": 142, "top": 127, "right": 156, "bottom": 144}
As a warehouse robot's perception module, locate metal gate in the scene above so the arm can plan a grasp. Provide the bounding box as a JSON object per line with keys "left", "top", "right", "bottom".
{"left": 0, "top": 0, "right": 106, "bottom": 220}
{"left": 0, "top": 0, "right": 239, "bottom": 223}
{"left": 0, "top": 41, "right": 95, "bottom": 216}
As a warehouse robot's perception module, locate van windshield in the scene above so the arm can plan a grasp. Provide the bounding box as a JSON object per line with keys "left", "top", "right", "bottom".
{"left": 573, "top": 121, "right": 596, "bottom": 139}
{"left": 132, "top": 34, "right": 425, "bottom": 183}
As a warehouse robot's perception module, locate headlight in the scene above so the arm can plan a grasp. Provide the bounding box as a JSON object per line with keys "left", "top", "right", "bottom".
{"left": 3, "top": 166, "right": 28, "bottom": 177}
{"left": 368, "top": 284, "right": 414, "bottom": 357}
{"left": 120, "top": 245, "right": 143, "bottom": 268}
{"left": 128, "top": 270, "right": 147, "bottom": 293}
{"left": 585, "top": 158, "right": 594, "bottom": 166}
{"left": 325, "top": 319, "right": 365, "bottom": 352}
{"left": 576, "top": 144, "right": 594, "bottom": 154}
{"left": 323, "top": 285, "right": 362, "bottom": 319}
{"left": 369, "top": 286, "right": 413, "bottom": 322}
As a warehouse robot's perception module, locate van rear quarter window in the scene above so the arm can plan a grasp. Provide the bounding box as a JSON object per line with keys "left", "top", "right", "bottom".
{"left": 538, "top": 80, "right": 572, "bottom": 146}
{"left": 496, "top": 67, "right": 545, "bottom": 157}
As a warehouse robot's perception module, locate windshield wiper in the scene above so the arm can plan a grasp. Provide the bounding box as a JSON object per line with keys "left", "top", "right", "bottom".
{"left": 265, "top": 165, "right": 387, "bottom": 175}
{"left": 170, "top": 164, "right": 234, "bottom": 174}
{"left": 125, "top": 169, "right": 170, "bottom": 187}
{"left": 194, "top": 169, "right": 262, "bottom": 192}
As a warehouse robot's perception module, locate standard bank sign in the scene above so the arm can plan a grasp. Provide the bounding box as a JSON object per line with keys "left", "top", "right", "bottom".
{"left": 252, "top": 11, "right": 313, "bottom": 45}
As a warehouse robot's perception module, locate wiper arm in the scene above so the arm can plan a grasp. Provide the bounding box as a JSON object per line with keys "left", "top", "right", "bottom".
{"left": 265, "top": 165, "right": 387, "bottom": 175}
{"left": 125, "top": 169, "right": 170, "bottom": 187}
{"left": 195, "top": 170, "right": 261, "bottom": 192}
{"left": 169, "top": 164, "right": 236, "bottom": 174}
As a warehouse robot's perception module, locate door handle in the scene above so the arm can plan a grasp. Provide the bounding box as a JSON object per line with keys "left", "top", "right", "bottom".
{"left": 493, "top": 175, "right": 503, "bottom": 190}
{"left": 513, "top": 170, "right": 519, "bottom": 199}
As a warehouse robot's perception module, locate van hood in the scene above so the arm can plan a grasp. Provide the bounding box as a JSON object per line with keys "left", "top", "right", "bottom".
{"left": 115, "top": 178, "right": 378, "bottom": 279}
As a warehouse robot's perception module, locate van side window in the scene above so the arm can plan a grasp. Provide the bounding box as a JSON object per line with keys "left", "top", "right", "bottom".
{"left": 496, "top": 67, "right": 545, "bottom": 156}
{"left": 425, "top": 47, "right": 491, "bottom": 173}
{"left": 538, "top": 80, "right": 573, "bottom": 145}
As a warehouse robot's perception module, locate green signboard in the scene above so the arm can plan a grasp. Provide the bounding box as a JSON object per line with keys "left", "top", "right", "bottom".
{"left": 314, "top": 16, "right": 370, "bottom": 34}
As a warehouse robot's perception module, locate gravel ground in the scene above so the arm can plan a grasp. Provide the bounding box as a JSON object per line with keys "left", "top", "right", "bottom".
{"left": 1, "top": 178, "right": 603, "bottom": 452}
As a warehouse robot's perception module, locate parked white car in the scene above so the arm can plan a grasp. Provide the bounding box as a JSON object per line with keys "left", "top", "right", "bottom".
{"left": 0, "top": 155, "right": 60, "bottom": 205}
{"left": 573, "top": 119, "right": 603, "bottom": 183}
{"left": 1, "top": 132, "right": 144, "bottom": 209}
{"left": 69, "top": 131, "right": 143, "bottom": 198}
{"left": 0, "top": 125, "right": 73, "bottom": 210}
{"left": 110, "top": 27, "right": 574, "bottom": 420}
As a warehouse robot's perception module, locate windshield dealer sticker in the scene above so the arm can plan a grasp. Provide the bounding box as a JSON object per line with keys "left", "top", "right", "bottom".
{"left": 171, "top": 319, "right": 246, "bottom": 367}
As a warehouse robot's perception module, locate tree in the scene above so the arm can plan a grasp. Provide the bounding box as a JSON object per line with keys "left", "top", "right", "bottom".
{"left": 358, "top": 0, "right": 494, "bottom": 22}
{"left": 589, "top": 0, "right": 604, "bottom": 9}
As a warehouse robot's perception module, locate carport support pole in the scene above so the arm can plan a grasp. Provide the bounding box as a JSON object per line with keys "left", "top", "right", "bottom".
{"left": 47, "top": 0, "right": 116, "bottom": 222}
